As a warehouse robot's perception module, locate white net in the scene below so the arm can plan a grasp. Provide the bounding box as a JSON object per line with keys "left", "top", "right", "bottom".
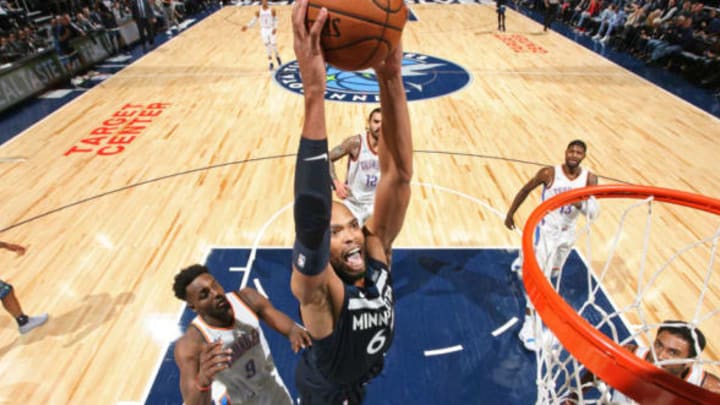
{"left": 525, "top": 187, "right": 720, "bottom": 404}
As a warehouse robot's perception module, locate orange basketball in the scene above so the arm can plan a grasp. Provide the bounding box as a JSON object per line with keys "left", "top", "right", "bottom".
{"left": 305, "top": 0, "right": 408, "bottom": 71}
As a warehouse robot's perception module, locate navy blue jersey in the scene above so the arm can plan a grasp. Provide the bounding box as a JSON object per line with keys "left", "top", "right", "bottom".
{"left": 299, "top": 257, "right": 394, "bottom": 389}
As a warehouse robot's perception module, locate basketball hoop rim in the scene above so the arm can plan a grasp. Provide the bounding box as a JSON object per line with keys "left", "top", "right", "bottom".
{"left": 522, "top": 184, "right": 720, "bottom": 405}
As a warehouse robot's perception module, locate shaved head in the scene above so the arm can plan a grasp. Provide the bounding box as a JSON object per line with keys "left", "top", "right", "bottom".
{"left": 329, "top": 201, "right": 366, "bottom": 284}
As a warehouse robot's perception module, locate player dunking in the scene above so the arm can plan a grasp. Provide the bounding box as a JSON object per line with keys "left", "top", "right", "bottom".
{"left": 289, "top": 0, "right": 413, "bottom": 402}
{"left": 329, "top": 107, "right": 382, "bottom": 227}
{"left": 172, "top": 265, "right": 311, "bottom": 404}
{"left": 504, "top": 139, "right": 599, "bottom": 351}
{"left": 242, "top": 0, "right": 282, "bottom": 71}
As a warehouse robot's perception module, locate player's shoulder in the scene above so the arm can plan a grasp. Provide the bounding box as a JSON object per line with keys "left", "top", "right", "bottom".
{"left": 540, "top": 165, "right": 555, "bottom": 174}
{"left": 175, "top": 326, "right": 204, "bottom": 354}
{"left": 585, "top": 170, "right": 599, "bottom": 185}
{"left": 535, "top": 165, "right": 555, "bottom": 183}
{"left": 235, "top": 288, "right": 260, "bottom": 311}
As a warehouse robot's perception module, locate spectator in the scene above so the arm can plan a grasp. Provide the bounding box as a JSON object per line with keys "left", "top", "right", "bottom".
{"left": 13, "top": 28, "right": 33, "bottom": 55}
{"left": 130, "top": 0, "right": 156, "bottom": 51}
{"left": 649, "top": 15, "right": 696, "bottom": 63}
{"left": 653, "top": 0, "right": 679, "bottom": 25}
{"left": 573, "top": 0, "right": 600, "bottom": 33}
{"left": 595, "top": 4, "right": 627, "bottom": 43}
{"left": 53, "top": 14, "right": 73, "bottom": 57}
{"left": 161, "top": 0, "right": 181, "bottom": 35}
{"left": 76, "top": 12, "right": 100, "bottom": 34}
{"left": 98, "top": 2, "right": 122, "bottom": 52}
{"left": 591, "top": 4, "right": 618, "bottom": 38}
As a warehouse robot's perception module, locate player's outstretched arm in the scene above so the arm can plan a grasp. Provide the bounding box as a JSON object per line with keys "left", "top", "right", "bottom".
{"left": 238, "top": 288, "right": 312, "bottom": 352}
{"left": 367, "top": 41, "right": 413, "bottom": 254}
{"left": 289, "top": 0, "right": 341, "bottom": 340}
{"left": 174, "top": 333, "right": 230, "bottom": 405}
{"left": 292, "top": 0, "right": 327, "bottom": 141}
{"left": 242, "top": 11, "right": 260, "bottom": 31}
{"left": 504, "top": 167, "right": 553, "bottom": 230}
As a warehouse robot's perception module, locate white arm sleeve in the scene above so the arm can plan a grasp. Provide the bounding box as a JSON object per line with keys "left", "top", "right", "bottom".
{"left": 246, "top": 16, "right": 257, "bottom": 28}
{"left": 273, "top": 15, "right": 278, "bottom": 29}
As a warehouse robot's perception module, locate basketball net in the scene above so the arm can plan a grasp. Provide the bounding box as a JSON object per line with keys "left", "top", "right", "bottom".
{"left": 522, "top": 185, "right": 720, "bottom": 404}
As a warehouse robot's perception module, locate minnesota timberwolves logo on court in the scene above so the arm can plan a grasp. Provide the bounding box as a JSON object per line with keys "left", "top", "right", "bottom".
{"left": 274, "top": 53, "right": 471, "bottom": 103}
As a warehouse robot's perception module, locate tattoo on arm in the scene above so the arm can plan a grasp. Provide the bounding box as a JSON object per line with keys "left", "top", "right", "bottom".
{"left": 328, "top": 145, "right": 345, "bottom": 180}
{"left": 328, "top": 136, "right": 361, "bottom": 180}
{"left": 328, "top": 145, "right": 347, "bottom": 162}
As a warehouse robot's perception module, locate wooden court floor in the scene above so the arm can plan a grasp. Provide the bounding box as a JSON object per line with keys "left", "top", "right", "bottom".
{"left": 0, "top": 4, "right": 719, "bottom": 403}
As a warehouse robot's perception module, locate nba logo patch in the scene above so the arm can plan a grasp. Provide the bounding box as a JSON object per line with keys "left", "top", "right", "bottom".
{"left": 273, "top": 52, "right": 471, "bottom": 103}
{"left": 296, "top": 253, "right": 306, "bottom": 268}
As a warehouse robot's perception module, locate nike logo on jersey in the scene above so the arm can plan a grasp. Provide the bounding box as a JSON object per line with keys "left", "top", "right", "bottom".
{"left": 303, "top": 153, "right": 328, "bottom": 162}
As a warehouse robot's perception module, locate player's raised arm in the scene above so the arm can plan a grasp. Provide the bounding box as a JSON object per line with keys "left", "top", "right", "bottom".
{"left": 289, "top": 0, "right": 338, "bottom": 339}
{"left": 292, "top": 0, "right": 327, "bottom": 141}
{"left": 504, "top": 167, "right": 553, "bottom": 230}
{"left": 366, "top": 41, "right": 413, "bottom": 254}
{"left": 237, "top": 288, "right": 312, "bottom": 352}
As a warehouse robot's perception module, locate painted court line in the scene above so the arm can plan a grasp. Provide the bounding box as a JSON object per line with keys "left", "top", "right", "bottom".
{"left": 253, "top": 278, "right": 268, "bottom": 298}
{"left": 229, "top": 266, "right": 251, "bottom": 289}
{"left": 424, "top": 345, "right": 464, "bottom": 356}
{"left": 492, "top": 316, "right": 518, "bottom": 337}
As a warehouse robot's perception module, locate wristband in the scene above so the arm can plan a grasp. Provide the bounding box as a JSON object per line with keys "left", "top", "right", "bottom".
{"left": 195, "top": 377, "right": 211, "bottom": 392}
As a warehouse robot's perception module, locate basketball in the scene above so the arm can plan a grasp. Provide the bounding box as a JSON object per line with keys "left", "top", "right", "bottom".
{"left": 305, "top": 0, "right": 408, "bottom": 71}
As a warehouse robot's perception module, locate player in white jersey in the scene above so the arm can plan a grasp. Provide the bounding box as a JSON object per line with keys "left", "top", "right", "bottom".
{"left": 329, "top": 107, "right": 382, "bottom": 227}
{"left": 563, "top": 321, "right": 720, "bottom": 404}
{"left": 242, "top": 0, "right": 282, "bottom": 71}
{"left": 172, "top": 264, "right": 312, "bottom": 404}
{"left": 504, "top": 139, "right": 599, "bottom": 351}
